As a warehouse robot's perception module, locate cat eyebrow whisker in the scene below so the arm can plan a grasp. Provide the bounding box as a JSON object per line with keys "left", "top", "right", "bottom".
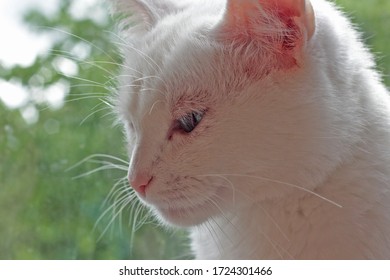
{"left": 116, "top": 82, "right": 166, "bottom": 94}
{"left": 68, "top": 83, "right": 111, "bottom": 90}
{"left": 124, "top": 42, "right": 163, "bottom": 74}
{"left": 109, "top": 39, "right": 166, "bottom": 81}
{"left": 50, "top": 49, "right": 119, "bottom": 78}
{"left": 147, "top": 100, "right": 168, "bottom": 116}
{"left": 79, "top": 103, "right": 112, "bottom": 126}
{"left": 38, "top": 26, "right": 117, "bottom": 63}
{"left": 62, "top": 74, "right": 110, "bottom": 88}
{"left": 39, "top": 94, "right": 110, "bottom": 114}
{"left": 67, "top": 92, "right": 107, "bottom": 97}
{"left": 64, "top": 95, "right": 108, "bottom": 104}
{"left": 114, "top": 75, "right": 168, "bottom": 94}
{"left": 140, "top": 87, "right": 167, "bottom": 97}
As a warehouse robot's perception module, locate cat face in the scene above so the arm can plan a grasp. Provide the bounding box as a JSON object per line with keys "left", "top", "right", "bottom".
{"left": 112, "top": 0, "right": 315, "bottom": 226}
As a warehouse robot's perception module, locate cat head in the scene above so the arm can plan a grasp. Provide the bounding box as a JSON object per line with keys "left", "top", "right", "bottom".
{"left": 110, "top": 0, "right": 316, "bottom": 227}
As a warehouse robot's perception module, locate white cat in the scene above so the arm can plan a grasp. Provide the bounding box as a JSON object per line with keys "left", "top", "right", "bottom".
{"left": 109, "top": 0, "right": 390, "bottom": 259}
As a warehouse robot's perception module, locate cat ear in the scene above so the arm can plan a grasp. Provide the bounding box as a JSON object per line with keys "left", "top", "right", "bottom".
{"left": 109, "top": 0, "right": 179, "bottom": 34}
{"left": 214, "top": 0, "right": 315, "bottom": 70}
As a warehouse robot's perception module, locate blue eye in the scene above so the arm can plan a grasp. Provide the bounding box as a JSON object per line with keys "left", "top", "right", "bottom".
{"left": 177, "top": 111, "right": 204, "bottom": 133}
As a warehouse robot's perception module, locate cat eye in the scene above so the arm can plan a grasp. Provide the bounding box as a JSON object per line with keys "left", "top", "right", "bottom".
{"left": 177, "top": 111, "right": 205, "bottom": 133}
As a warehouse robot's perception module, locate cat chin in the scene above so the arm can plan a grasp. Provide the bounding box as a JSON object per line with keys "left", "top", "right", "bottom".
{"left": 152, "top": 204, "right": 216, "bottom": 227}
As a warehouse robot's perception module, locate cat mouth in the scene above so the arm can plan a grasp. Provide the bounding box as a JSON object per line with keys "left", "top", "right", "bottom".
{"left": 144, "top": 178, "right": 232, "bottom": 226}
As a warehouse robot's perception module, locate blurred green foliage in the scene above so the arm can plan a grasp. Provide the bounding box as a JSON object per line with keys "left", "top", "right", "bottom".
{"left": 0, "top": 0, "right": 389, "bottom": 259}
{"left": 334, "top": 0, "right": 390, "bottom": 86}
{"left": 0, "top": 0, "right": 189, "bottom": 259}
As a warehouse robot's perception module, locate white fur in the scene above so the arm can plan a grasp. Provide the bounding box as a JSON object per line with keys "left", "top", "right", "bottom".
{"left": 110, "top": 0, "right": 390, "bottom": 259}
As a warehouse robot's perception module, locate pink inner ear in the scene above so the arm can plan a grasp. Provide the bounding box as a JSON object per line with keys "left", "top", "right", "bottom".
{"left": 226, "top": 0, "right": 304, "bottom": 27}
{"left": 217, "top": 0, "right": 311, "bottom": 76}
{"left": 220, "top": 0, "right": 314, "bottom": 65}
{"left": 264, "top": 0, "right": 304, "bottom": 17}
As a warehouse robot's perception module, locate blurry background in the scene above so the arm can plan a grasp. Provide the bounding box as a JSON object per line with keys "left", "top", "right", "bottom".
{"left": 0, "top": 0, "right": 389, "bottom": 259}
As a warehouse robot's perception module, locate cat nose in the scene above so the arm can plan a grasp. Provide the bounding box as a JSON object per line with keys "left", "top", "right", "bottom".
{"left": 128, "top": 172, "right": 153, "bottom": 196}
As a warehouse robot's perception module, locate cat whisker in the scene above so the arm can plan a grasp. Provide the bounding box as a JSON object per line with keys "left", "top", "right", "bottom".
{"left": 258, "top": 204, "right": 290, "bottom": 243}
{"left": 147, "top": 100, "right": 168, "bottom": 116}
{"left": 197, "top": 174, "right": 237, "bottom": 206}
{"left": 202, "top": 174, "right": 295, "bottom": 240}
{"left": 67, "top": 92, "right": 107, "bottom": 97}
{"left": 65, "top": 95, "right": 108, "bottom": 104}
{"left": 119, "top": 74, "right": 167, "bottom": 88}
{"left": 197, "top": 173, "right": 291, "bottom": 243}
{"left": 85, "top": 159, "right": 128, "bottom": 170}
{"left": 132, "top": 203, "right": 150, "bottom": 232}
{"left": 209, "top": 216, "right": 230, "bottom": 250}
{"left": 79, "top": 103, "right": 111, "bottom": 126}
{"left": 102, "top": 177, "right": 129, "bottom": 208}
{"left": 123, "top": 42, "right": 164, "bottom": 74}
{"left": 204, "top": 173, "right": 343, "bottom": 208}
{"left": 201, "top": 193, "right": 240, "bottom": 236}
{"left": 66, "top": 153, "right": 129, "bottom": 172}
{"left": 99, "top": 98, "right": 115, "bottom": 109}
{"left": 62, "top": 74, "right": 110, "bottom": 88}
{"left": 101, "top": 186, "right": 133, "bottom": 220}
{"left": 199, "top": 220, "right": 223, "bottom": 257}
{"left": 95, "top": 194, "right": 135, "bottom": 241}
{"left": 70, "top": 164, "right": 127, "bottom": 180}
{"left": 252, "top": 215, "right": 295, "bottom": 259}
{"left": 99, "top": 109, "right": 120, "bottom": 123}
{"left": 68, "top": 83, "right": 111, "bottom": 90}
{"left": 257, "top": 229, "right": 285, "bottom": 260}
{"left": 50, "top": 49, "right": 120, "bottom": 78}
{"left": 39, "top": 26, "right": 117, "bottom": 62}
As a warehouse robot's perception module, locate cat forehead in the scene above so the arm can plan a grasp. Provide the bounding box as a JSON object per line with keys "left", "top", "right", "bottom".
{"left": 117, "top": 80, "right": 174, "bottom": 140}
{"left": 119, "top": 21, "right": 225, "bottom": 121}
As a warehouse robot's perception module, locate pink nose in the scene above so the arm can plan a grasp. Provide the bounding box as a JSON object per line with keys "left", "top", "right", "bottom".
{"left": 129, "top": 172, "right": 153, "bottom": 196}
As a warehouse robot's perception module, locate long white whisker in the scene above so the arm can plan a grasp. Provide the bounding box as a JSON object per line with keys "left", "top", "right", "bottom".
{"left": 200, "top": 173, "right": 342, "bottom": 208}
{"left": 124, "top": 42, "right": 163, "bottom": 74}
{"left": 66, "top": 154, "right": 129, "bottom": 172}
{"left": 199, "top": 221, "right": 223, "bottom": 256}
{"left": 39, "top": 26, "right": 117, "bottom": 62}
{"left": 71, "top": 164, "right": 126, "bottom": 179}
{"left": 50, "top": 49, "right": 119, "bottom": 78}
{"left": 103, "top": 178, "right": 130, "bottom": 207}
{"left": 258, "top": 230, "right": 284, "bottom": 259}
{"left": 79, "top": 104, "right": 110, "bottom": 126}
{"left": 65, "top": 96, "right": 107, "bottom": 104}
{"left": 95, "top": 195, "right": 134, "bottom": 241}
